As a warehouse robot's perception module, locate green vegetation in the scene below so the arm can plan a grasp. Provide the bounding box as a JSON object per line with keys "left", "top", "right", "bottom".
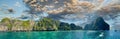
{"left": 0, "top": 17, "right": 82, "bottom": 31}
{"left": 33, "top": 17, "right": 60, "bottom": 31}
{"left": 21, "top": 20, "right": 31, "bottom": 29}
{"left": 59, "top": 22, "right": 82, "bottom": 30}
{"left": 1, "top": 18, "right": 13, "bottom": 30}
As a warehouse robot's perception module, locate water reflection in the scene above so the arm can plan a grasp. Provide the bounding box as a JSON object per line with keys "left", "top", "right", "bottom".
{"left": 83, "top": 31, "right": 109, "bottom": 39}
{"left": 0, "top": 31, "right": 120, "bottom": 39}
{"left": 31, "top": 31, "right": 80, "bottom": 39}
{"left": 0, "top": 31, "right": 84, "bottom": 39}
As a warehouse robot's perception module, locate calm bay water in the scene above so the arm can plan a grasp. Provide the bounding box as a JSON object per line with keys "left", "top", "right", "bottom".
{"left": 0, "top": 30, "right": 120, "bottom": 39}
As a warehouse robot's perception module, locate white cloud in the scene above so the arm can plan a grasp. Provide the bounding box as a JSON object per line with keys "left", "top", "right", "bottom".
{"left": 14, "top": 2, "right": 21, "bottom": 7}
{"left": 0, "top": 8, "right": 2, "bottom": 11}
{"left": 2, "top": 4, "right": 8, "bottom": 7}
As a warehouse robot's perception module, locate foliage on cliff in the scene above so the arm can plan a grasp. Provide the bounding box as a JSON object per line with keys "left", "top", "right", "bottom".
{"left": 0, "top": 17, "right": 82, "bottom": 31}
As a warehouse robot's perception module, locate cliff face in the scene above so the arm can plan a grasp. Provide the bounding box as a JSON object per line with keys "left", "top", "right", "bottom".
{"left": 84, "top": 17, "right": 110, "bottom": 30}
{"left": 58, "top": 22, "right": 82, "bottom": 30}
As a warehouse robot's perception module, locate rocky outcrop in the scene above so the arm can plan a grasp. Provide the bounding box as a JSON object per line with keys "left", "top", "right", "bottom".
{"left": 58, "top": 22, "right": 82, "bottom": 30}
{"left": 84, "top": 17, "right": 110, "bottom": 30}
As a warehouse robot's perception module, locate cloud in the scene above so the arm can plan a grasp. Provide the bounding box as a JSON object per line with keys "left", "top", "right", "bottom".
{"left": 94, "top": 0, "right": 120, "bottom": 19}
{"left": 14, "top": 2, "right": 21, "bottom": 7}
{"left": 25, "top": 1, "right": 89, "bottom": 15}
{"left": 23, "top": 0, "right": 107, "bottom": 20}
{"left": 24, "top": 0, "right": 120, "bottom": 27}
{"left": 0, "top": 3, "right": 16, "bottom": 14}
{"left": 0, "top": 8, "right": 3, "bottom": 11}
{"left": 2, "top": 4, "right": 8, "bottom": 7}
{"left": 23, "top": 0, "right": 119, "bottom": 16}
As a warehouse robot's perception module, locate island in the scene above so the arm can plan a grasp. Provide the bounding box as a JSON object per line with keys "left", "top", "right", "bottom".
{"left": 0, "top": 17, "right": 110, "bottom": 31}
{"left": 0, "top": 17, "right": 82, "bottom": 31}
{"left": 84, "top": 17, "right": 110, "bottom": 30}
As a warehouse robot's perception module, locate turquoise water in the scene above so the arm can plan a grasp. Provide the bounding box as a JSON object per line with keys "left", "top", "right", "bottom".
{"left": 0, "top": 30, "right": 120, "bottom": 39}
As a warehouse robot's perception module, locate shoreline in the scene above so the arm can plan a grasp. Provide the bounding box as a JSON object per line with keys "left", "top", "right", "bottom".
{"left": 0, "top": 30, "right": 111, "bottom": 32}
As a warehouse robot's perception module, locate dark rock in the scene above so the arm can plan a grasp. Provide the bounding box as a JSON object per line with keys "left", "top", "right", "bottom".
{"left": 58, "top": 22, "right": 70, "bottom": 30}
{"left": 58, "top": 22, "right": 82, "bottom": 30}
{"left": 70, "top": 23, "right": 82, "bottom": 30}
{"left": 84, "top": 17, "right": 110, "bottom": 30}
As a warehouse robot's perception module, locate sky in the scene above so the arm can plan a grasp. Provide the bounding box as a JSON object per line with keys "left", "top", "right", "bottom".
{"left": 0, "top": 0, "right": 27, "bottom": 19}
{"left": 0, "top": 0, "right": 120, "bottom": 30}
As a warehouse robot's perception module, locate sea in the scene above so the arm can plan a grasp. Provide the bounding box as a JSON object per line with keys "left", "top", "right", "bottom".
{"left": 0, "top": 30, "right": 120, "bottom": 39}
